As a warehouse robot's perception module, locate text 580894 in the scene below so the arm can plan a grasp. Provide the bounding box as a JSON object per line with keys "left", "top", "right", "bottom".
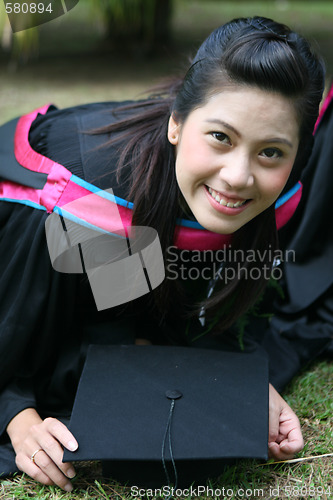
{"left": 5, "top": 3, "right": 53, "bottom": 14}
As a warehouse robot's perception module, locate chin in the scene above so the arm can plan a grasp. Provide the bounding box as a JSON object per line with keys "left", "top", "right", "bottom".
{"left": 197, "top": 218, "right": 240, "bottom": 235}
{"left": 211, "top": 226, "right": 240, "bottom": 235}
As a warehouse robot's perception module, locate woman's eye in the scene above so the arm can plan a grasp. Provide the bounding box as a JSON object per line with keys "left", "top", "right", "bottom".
{"left": 211, "top": 132, "right": 231, "bottom": 144}
{"left": 260, "top": 148, "right": 283, "bottom": 159}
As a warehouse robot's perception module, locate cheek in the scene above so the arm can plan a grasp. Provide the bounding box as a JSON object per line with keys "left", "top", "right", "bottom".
{"left": 176, "top": 134, "right": 211, "bottom": 176}
{"left": 260, "top": 164, "right": 294, "bottom": 200}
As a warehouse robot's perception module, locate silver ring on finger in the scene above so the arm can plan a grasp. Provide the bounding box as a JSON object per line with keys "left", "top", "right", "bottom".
{"left": 31, "top": 448, "right": 43, "bottom": 464}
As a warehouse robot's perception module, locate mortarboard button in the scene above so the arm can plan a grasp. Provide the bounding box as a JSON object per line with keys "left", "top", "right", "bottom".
{"left": 165, "top": 390, "right": 183, "bottom": 400}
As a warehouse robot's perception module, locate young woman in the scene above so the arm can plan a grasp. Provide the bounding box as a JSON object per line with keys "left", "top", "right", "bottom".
{"left": 0, "top": 16, "right": 325, "bottom": 492}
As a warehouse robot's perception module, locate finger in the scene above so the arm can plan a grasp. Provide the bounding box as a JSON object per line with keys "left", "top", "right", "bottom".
{"left": 31, "top": 419, "right": 77, "bottom": 480}
{"left": 278, "top": 410, "right": 304, "bottom": 453}
{"left": 268, "top": 384, "right": 280, "bottom": 442}
{"left": 41, "top": 433, "right": 77, "bottom": 480}
{"left": 268, "top": 423, "right": 304, "bottom": 459}
{"left": 268, "top": 442, "right": 297, "bottom": 461}
{"left": 268, "top": 429, "right": 304, "bottom": 460}
{"left": 279, "top": 431, "right": 304, "bottom": 456}
{"left": 15, "top": 452, "right": 54, "bottom": 486}
{"left": 268, "top": 441, "right": 280, "bottom": 459}
{"left": 268, "top": 441, "right": 295, "bottom": 460}
{"left": 268, "top": 405, "right": 280, "bottom": 443}
{"left": 42, "top": 417, "right": 78, "bottom": 452}
{"left": 31, "top": 449, "right": 74, "bottom": 492}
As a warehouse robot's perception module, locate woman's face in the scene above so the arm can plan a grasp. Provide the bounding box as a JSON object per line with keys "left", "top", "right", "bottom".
{"left": 168, "top": 86, "right": 300, "bottom": 234}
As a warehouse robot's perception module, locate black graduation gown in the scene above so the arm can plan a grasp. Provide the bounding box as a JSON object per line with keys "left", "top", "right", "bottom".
{"left": 0, "top": 103, "right": 138, "bottom": 474}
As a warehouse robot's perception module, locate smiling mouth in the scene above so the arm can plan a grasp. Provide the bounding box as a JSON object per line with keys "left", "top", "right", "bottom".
{"left": 205, "top": 186, "right": 250, "bottom": 208}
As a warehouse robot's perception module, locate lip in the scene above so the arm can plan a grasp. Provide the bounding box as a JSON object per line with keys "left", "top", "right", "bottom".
{"left": 206, "top": 185, "right": 249, "bottom": 203}
{"left": 204, "top": 185, "right": 252, "bottom": 215}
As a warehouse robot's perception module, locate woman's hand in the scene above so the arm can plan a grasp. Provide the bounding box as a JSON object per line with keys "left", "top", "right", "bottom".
{"left": 268, "top": 383, "right": 304, "bottom": 460}
{"left": 6, "top": 408, "right": 78, "bottom": 492}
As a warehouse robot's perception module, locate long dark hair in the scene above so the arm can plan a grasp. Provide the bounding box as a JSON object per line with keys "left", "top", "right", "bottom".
{"left": 92, "top": 16, "right": 325, "bottom": 332}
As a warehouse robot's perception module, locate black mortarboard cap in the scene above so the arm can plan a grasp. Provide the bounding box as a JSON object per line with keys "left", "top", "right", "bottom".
{"left": 63, "top": 345, "right": 268, "bottom": 487}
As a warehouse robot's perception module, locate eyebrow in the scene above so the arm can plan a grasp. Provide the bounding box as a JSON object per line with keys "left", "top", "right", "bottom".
{"left": 205, "top": 119, "right": 241, "bottom": 138}
{"left": 261, "top": 137, "right": 294, "bottom": 148}
{"left": 205, "top": 119, "right": 294, "bottom": 148}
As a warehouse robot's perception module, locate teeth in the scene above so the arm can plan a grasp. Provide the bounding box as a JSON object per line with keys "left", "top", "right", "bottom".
{"left": 207, "top": 186, "right": 246, "bottom": 208}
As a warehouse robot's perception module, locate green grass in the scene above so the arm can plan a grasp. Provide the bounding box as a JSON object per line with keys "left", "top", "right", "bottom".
{"left": 1, "top": 360, "right": 332, "bottom": 499}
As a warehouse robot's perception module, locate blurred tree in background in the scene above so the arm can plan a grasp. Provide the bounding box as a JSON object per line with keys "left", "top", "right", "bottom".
{"left": 0, "top": 0, "right": 173, "bottom": 64}
{"left": 1, "top": 0, "right": 333, "bottom": 70}
{"left": 101, "top": 0, "right": 172, "bottom": 47}
{"left": 1, "top": 0, "right": 332, "bottom": 123}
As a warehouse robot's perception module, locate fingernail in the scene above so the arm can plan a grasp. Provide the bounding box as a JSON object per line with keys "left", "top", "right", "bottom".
{"left": 65, "top": 483, "right": 73, "bottom": 492}
{"left": 67, "top": 468, "right": 76, "bottom": 479}
{"left": 67, "top": 440, "right": 78, "bottom": 451}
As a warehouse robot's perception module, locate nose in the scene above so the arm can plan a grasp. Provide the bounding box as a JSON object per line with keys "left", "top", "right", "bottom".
{"left": 219, "top": 150, "right": 254, "bottom": 190}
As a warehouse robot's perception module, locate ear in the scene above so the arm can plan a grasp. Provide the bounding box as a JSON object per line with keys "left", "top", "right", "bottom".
{"left": 167, "top": 114, "right": 180, "bottom": 145}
